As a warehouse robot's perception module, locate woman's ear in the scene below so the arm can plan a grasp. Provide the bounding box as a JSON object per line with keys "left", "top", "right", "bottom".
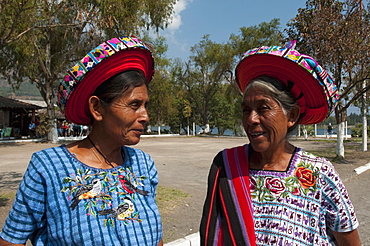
{"left": 89, "top": 96, "right": 103, "bottom": 122}
{"left": 288, "top": 105, "right": 300, "bottom": 127}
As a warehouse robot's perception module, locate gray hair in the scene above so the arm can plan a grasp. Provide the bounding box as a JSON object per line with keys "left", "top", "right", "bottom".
{"left": 243, "top": 76, "right": 300, "bottom": 133}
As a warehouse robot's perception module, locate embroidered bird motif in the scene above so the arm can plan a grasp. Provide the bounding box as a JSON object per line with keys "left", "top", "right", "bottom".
{"left": 98, "top": 197, "right": 135, "bottom": 220}
{"left": 70, "top": 178, "right": 102, "bottom": 210}
{"left": 118, "top": 175, "right": 149, "bottom": 196}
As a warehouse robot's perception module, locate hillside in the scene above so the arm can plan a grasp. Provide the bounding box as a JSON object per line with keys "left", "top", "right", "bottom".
{"left": 0, "top": 80, "right": 43, "bottom": 100}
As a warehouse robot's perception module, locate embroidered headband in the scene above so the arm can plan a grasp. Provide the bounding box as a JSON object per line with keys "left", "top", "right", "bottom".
{"left": 57, "top": 36, "right": 154, "bottom": 125}
{"left": 235, "top": 41, "right": 339, "bottom": 125}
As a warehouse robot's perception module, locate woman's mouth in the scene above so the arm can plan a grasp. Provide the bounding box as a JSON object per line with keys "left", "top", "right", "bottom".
{"left": 131, "top": 129, "right": 144, "bottom": 134}
{"left": 250, "top": 132, "right": 265, "bottom": 138}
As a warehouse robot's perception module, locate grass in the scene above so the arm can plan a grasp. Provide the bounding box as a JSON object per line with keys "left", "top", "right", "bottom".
{"left": 156, "top": 185, "right": 190, "bottom": 243}
{"left": 156, "top": 185, "right": 189, "bottom": 216}
{"left": 305, "top": 138, "right": 370, "bottom": 163}
{"left": 0, "top": 192, "right": 16, "bottom": 207}
{"left": 309, "top": 148, "right": 337, "bottom": 159}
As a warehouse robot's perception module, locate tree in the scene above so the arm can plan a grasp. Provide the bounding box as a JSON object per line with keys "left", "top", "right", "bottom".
{"left": 209, "top": 85, "right": 235, "bottom": 135}
{"left": 146, "top": 35, "right": 176, "bottom": 134}
{"left": 285, "top": 0, "right": 370, "bottom": 160}
{"left": 0, "top": 0, "right": 176, "bottom": 142}
{"left": 229, "top": 18, "right": 283, "bottom": 56}
{"left": 175, "top": 35, "right": 234, "bottom": 128}
{"left": 182, "top": 99, "right": 192, "bottom": 135}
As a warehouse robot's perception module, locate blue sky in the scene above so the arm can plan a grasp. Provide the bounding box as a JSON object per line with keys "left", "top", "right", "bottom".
{"left": 158, "top": 0, "right": 308, "bottom": 60}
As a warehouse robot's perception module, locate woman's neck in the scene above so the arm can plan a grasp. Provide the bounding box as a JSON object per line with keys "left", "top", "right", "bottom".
{"left": 66, "top": 130, "right": 123, "bottom": 169}
{"left": 249, "top": 142, "right": 295, "bottom": 171}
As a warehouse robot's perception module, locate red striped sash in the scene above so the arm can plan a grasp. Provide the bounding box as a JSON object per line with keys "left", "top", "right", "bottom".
{"left": 200, "top": 145, "right": 255, "bottom": 246}
{"left": 222, "top": 145, "right": 255, "bottom": 245}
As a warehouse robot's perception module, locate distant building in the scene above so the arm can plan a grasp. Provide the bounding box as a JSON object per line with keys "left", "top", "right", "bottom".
{"left": 0, "top": 96, "right": 43, "bottom": 138}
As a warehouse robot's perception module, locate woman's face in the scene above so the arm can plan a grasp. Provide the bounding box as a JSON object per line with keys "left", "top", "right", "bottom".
{"left": 242, "top": 87, "right": 295, "bottom": 153}
{"left": 100, "top": 84, "right": 149, "bottom": 146}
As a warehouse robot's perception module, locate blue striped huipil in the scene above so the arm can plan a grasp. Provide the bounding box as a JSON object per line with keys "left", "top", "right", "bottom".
{"left": 0, "top": 145, "right": 162, "bottom": 245}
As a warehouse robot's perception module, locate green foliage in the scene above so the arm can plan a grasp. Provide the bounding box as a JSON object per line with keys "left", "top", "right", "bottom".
{"left": 182, "top": 99, "right": 192, "bottom": 118}
{"left": 209, "top": 84, "right": 244, "bottom": 136}
{"left": 0, "top": 0, "right": 177, "bottom": 88}
{"left": 209, "top": 89, "right": 233, "bottom": 135}
{"left": 300, "top": 125, "right": 315, "bottom": 137}
{"left": 0, "top": 0, "right": 176, "bottom": 141}
{"left": 167, "top": 97, "right": 190, "bottom": 134}
{"left": 285, "top": 0, "right": 370, "bottom": 122}
{"left": 350, "top": 123, "right": 370, "bottom": 137}
{"left": 230, "top": 18, "right": 283, "bottom": 56}
{"left": 146, "top": 36, "right": 176, "bottom": 128}
{"left": 286, "top": 0, "right": 370, "bottom": 158}
{"left": 173, "top": 35, "right": 235, "bottom": 126}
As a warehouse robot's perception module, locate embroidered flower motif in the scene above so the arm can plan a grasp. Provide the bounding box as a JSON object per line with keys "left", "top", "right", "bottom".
{"left": 295, "top": 166, "right": 316, "bottom": 189}
{"left": 250, "top": 157, "right": 319, "bottom": 202}
{"left": 264, "top": 177, "right": 285, "bottom": 195}
{"left": 292, "top": 187, "right": 301, "bottom": 196}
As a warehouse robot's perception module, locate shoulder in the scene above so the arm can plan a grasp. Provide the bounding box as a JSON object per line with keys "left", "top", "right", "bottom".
{"left": 31, "top": 145, "right": 66, "bottom": 158}
{"left": 213, "top": 144, "right": 249, "bottom": 166}
{"left": 295, "top": 148, "right": 332, "bottom": 165}
{"left": 31, "top": 145, "right": 68, "bottom": 160}
{"left": 220, "top": 144, "right": 249, "bottom": 155}
{"left": 220, "top": 144, "right": 249, "bottom": 158}
{"left": 294, "top": 148, "right": 338, "bottom": 177}
{"left": 123, "top": 146, "right": 153, "bottom": 163}
{"left": 124, "top": 146, "right": 150, "bottom": 156}
{"left": 29, "top": 145, "right": 71, "bottom": 171}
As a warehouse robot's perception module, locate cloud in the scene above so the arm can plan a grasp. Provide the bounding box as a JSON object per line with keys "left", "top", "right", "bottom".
{"left": 151, "top": 0, "right": 193, "bottom": 59}
{"left": 167, "top": 0, "right": 192, "bottom": 34}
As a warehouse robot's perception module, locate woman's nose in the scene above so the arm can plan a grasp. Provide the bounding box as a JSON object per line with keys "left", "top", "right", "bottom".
{"left": 139, "top": 107, "right": 149, "bottom": 123}
{"left": 246, "top": 110, "right": 260, "bottom": 125}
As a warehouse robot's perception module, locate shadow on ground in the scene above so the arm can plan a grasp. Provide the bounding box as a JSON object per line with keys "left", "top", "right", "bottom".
{"left": 0, "top": 172, "right": 23, "bottom": 195}
{"left": 0, "top": 197, "right": 10, "bottom": 207}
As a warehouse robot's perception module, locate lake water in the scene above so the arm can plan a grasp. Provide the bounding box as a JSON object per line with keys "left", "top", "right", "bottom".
{"left": 150, "top": 125, "right": 353, "bottom": 136}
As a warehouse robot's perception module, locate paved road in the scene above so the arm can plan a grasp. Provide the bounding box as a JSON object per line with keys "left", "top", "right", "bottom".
{"left": 345, "top": 169, "right": 370, "bottom": 245}
{"left": 0, "top": 136, "right": 369, "bottom": 245}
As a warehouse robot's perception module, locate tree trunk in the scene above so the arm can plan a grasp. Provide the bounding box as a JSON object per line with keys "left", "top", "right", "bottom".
{"left": 45, "top": 81, "right": 58, "bottom": 143}
{"left": 187, "top": 117, "right": 189, "bottom": 136}
{"left": 157, "top": 117, "right": 161, "bottom": 135}
{"left": 362, "top": 110, "right": 367, "bottom": 151}
{"left": 335, "top": 103, "right": 346, "bottom": 160}
{"left": 362, "top": 80, "right": 367, "bottom": 152}
{"left": 41, "top": 37, "right": 58, "bottom": 143}
{"left": 336, "top": 122, "right": 345, "bottom": 158}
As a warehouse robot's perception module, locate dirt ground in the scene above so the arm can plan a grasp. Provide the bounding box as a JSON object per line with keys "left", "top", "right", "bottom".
{"left": 0, "top": 136, "right": 369, "bottom": 244}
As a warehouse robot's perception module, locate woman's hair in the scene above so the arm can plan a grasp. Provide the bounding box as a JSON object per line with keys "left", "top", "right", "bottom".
{"left": 244, "top": 76, "right": 300, "bottom": 134}
{"left": 93, "top": 70, "right": 148, "bottom": 105}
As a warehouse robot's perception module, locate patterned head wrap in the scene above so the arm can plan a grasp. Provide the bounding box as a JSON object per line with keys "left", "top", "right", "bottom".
{"left": 235, "top": 41, "right": 338, "bottom": 125}
{"left": 57, "top": 36, "right": 154, "bottom": 125}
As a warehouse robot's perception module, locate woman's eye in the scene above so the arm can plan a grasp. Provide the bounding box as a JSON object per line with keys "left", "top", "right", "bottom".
{"left": 130, "top": 102, "right": 140, "bottom": 108}
{"left": 260, "top": 105, "right": 270, "bottom": 110}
